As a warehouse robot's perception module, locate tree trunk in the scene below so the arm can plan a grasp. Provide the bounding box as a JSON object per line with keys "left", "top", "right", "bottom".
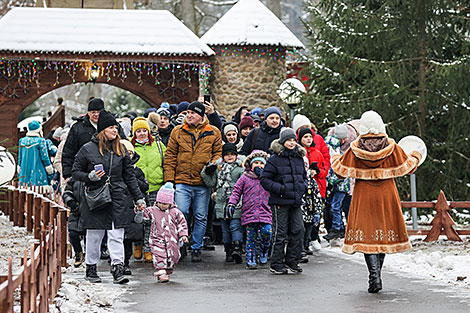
{"left": 266, "top": 0, "right": 281, "bottom": 19}
{"left": 416, "top": 0, "right": 427, "bottom": 138}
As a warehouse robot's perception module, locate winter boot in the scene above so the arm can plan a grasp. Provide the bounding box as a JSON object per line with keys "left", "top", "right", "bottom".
{"left": 259, "top": 246, "right": 269, "bottom": 265}
{"left": 112, "top": 264, "right": 130, "bottom": 284}
{"left": 286, "top": 263, "right": 303, "bottom": 274}
{"left": 133, "top": 245, "right": 143, "bottom": 260}
{"left": 74, "top": 251, "right": 85, "bottom": 268}
{"left": 85, "top": 264, "right": 102, "bottom": 283}
{"left": 154, "top": 270, "right": 169, "bottom": 283}
{"left": 323, "top": 228, "right": 343, "bottom": 241}
{"left": 364, "top": 254, "right": 382, "bottom": 293}
{"left": 299, "top": 250, "right": 309, "bottom": 263}
{"left": 123, "top": 265, "right": 132, "bottom": 275}
{"left": 246, "top": 251, "right": 257, "bottom": 270}
{"left": 231, "top": 241, "right": 243, "bottom": 264}
{"left": 203, "top": 236, "right": 216, "bottom": 251}
{"left": 144, "top": 252, "right": 153, "bottom": 263}
{"left": 191, "top": 249, "right": 202, "bottom": 262}
{"left": 179, "top": 245, "right": 187, "bottom": 261}
{"left": 224, "top": 243, "right": 234, "bottom": 263}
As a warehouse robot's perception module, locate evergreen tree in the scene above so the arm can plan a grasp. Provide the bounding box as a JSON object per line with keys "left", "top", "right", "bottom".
{"left": 301, "top": 0, "right": 470, "bottom": 200}
{"left": 105, "top": 89, "right": 150, "bottom": 117}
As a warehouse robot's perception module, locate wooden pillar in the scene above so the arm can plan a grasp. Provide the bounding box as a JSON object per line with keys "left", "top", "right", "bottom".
{"left": 18, "top": 190, "right": 26, "bottom": 227}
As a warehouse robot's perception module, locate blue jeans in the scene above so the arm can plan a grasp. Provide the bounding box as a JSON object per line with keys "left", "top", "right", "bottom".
{"left": 175, "top": 184, "right": 211, "bottom": 251}
{"left": 220, "top": 218, "right": 243, "bottom": 244}
{"left": 330, "top": 191, "right": 346, "bottom": 231}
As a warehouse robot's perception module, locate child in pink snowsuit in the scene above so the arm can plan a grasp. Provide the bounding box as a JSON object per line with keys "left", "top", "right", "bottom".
{"left": 136, "top": 182, "right": 188, "bottom": 283}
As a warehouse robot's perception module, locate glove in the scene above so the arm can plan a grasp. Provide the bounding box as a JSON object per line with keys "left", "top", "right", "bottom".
{"left": 226, "top": 204, "right": 236, "bottom": 220}
{"left": 205, "top": 162, "right": 217, "bottom": 176}
{"left": 67, "top": 200, "right": 78, "bottom": 212}
{"left": 88, "top": 170, "right": 101, "bottom": 182}
{"left": 310, "top": 162, "right": 320, "bottom": 175}
{"left": 45, "top": 165, "right": 54, "bottom": 175}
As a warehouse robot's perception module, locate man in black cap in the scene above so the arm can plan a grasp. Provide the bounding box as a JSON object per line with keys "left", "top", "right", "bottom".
{"left": 62, "top": 98, "right": 104, "bottom": 180}
{"left": 163, "top": 101, "right": 222, "bottom": 262}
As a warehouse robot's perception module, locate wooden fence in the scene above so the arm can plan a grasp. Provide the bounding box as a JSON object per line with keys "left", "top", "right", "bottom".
{"left": 0, "top": 183, "right": 68, "bottom": 313}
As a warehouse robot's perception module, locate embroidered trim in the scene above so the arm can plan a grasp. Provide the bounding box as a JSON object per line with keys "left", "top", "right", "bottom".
{"left": 342, "top": 241, "right": 412, "bottom": 254}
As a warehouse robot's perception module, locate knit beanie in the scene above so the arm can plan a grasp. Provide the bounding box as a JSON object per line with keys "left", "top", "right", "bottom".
{"left": 169, "top": 103, "right": 178, "bottom": 115}
{"left": 358, "top": 110, "right": 386, "bottom": 135}
{"left": 157, "top": 107, "right": 171, "bottom": 118}
{"left": 251, "top": 107, "right": 263, "bottom": 116}
{"left": 188, "top": 101, "right": 206, "bottom": 118}
{"left": 177, "top": 101, "right": 190, "bottom": 115}
{"left": 160, "top": 102, "right": 170, "bottom": 109}
{"left": 156, "top": 182, "right": 175, "bottom": 204}
{"left": 53, "top": 127, "right": 63, "bottom": 138}
{"left": 298, "top": 127, "right": 313, "bottom": 142}
{"left": 279, "top": 127, "right": 297, "bottom": 145}
{"left": 244, "top": 150, "right": 269, "bottom": 169}
{"left": 223, "top": 123, "right": 238, "bottom": 136}
{"left": 28, "top": 120, "right": 41, "bottom": 131}
{"left": 87, "top": 98, "right": 105, "bottom": 111}
{"left": 222, "top": 143, "right": 238, "bottom": 156}
{"left": 97, "top": 110, "right": 119, "bottom": 133}
{"left": 120, "top": 139, "right": 134, "bottom": 154}
{"left": 132, "top": 117, "right": 150, "bottom": 135}
{"left": 144, "top": 107, "right": 157, "bottom": 118}
{"left": 334, "top": 124, "right": 349, "bottom": 139}
{"left": 292, "top": 114, "right": 311, "bottom": 134}
{"left": 239, "top": 116, "right": 255, "bottom": 130}
{"left": 264, "top": 107, "right": 281, "bottom": 119}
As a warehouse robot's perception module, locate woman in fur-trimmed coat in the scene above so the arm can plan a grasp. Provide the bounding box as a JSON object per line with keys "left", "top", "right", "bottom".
{"left": 331, "top": 111, "right": 423, "bottom": 294}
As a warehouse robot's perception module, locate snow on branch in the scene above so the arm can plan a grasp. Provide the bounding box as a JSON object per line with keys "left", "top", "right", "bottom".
{"left": 428, "top": 55, "right": 470, "bottom": 67}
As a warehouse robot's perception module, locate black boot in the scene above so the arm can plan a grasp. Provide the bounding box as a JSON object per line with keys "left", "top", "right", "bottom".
{"left": 379, "top": 253, "right": 385, "bottom": 270}
{"left": 231, "top": 241, "right": 243, "bottom": 264}
{"left": 85, "top": 264, "right": 102, "bottom": 283}
{"left": 364, "top": 254, "right": 382, "bottom": 293}
{"left": 224, "top": 243, "right": 234, "bottom": 263}
{"left": 112, "top": 264, "right": 130, "bottom": 284}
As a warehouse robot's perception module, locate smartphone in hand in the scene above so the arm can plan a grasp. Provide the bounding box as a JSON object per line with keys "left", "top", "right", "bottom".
{"left": 203, "top": 94, "right": 211, "bottom": 104}
{"left": 94, "top": 164, "right": 104, "bottom": 172}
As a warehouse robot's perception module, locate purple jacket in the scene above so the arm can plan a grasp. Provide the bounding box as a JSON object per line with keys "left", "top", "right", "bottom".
{"left": 228, "top": 170, "right": 271, "bottom": 226}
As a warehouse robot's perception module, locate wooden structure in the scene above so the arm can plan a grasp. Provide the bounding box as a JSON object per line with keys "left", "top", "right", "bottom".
{"left": 18, "top": 104, "right": 65, "bottom": 139}
{"left": 37, "top": 0, "right": 134, "bottom": 9}
{"left": 0, "top": 183, "right": 67, "bottom": 312}
{"left": 402, "top": 190, "right": 470, "bottom": 241}
{"left": 0, "top": 8, "right": 214, "bottom": 147}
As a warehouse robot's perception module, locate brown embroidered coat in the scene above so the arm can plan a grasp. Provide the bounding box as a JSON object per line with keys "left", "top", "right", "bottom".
{"left": 331, "top": 135, "right": 422, "bottom": 254}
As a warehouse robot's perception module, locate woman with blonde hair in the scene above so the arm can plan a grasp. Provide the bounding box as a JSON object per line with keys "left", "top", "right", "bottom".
{"left": 73, "top": 110, "right": 146, "bottom": 285}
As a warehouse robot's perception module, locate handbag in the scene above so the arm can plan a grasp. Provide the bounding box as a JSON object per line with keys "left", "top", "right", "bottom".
{"left": 85, "top": 152, "right": 113, "bottom": 211}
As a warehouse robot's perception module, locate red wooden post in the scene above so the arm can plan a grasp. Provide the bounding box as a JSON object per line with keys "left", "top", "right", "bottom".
{"left": 42, "top": 200, "right": 50, "bottom": 227}
{"left": 424, "top": 190, "right": 463, "bottom": 242}
{"left": 33, "top": 197, "right": 41, "bottom": 239}
{"left": 18, "top": 190, "right": 25, "bottom": 227}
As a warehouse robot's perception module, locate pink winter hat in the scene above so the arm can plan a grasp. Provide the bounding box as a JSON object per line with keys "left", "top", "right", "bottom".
{"left": 156, "top": 182, "right": 175, "bottom": 204}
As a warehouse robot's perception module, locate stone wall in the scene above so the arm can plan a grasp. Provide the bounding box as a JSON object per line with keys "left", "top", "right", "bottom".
{"left": 209, "top": 46, "right": 287, "bottom": 120}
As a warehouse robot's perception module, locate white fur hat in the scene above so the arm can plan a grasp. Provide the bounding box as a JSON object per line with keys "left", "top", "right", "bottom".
{"left": 292, "top": 114, "right": 311, "bottom": 134}
{"left": 358, "top": 111, "right": 386, "bottom": 135}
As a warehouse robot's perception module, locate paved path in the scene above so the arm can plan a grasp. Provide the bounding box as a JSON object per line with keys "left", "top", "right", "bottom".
{"left": 114, "top": 247, "right": 470, "bottom": 313}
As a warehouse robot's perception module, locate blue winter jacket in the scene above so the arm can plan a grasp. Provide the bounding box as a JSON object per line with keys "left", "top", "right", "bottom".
{"left": 18, "top": 135, "right": 52, "bottom": 186}
{"left": 260, "top": 139, "right": 307, "bottom": 206}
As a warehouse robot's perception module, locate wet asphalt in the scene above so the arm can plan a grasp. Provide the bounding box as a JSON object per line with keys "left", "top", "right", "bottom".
{"left": 112, "top": 246, "right": 470, "bottom": 313}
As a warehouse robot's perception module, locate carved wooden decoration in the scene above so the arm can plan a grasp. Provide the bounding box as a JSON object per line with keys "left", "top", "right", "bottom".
{"left": 424, "top": 190, "right": 463, "bottom": 242}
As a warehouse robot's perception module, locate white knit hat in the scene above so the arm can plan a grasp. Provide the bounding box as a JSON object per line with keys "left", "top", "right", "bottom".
{"left": 358, "top": 111, "right": 386, "bottom": 135}
{"left": 292, "top": 114, "right": 311, "bottom": 134}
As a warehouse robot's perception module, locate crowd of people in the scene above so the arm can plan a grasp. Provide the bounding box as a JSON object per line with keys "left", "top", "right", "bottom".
{"left": 17, "top": 96, "right": 423, "bottom": 292}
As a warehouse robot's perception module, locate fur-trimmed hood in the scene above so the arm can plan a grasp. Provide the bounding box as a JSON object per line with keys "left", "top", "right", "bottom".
{"left": 270, "top": 139, "right": 306, "bottom": 158}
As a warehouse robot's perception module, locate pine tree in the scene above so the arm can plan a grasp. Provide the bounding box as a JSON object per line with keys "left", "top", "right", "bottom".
{"left": 301, "top": 0, "right": 470, "bottom": 200}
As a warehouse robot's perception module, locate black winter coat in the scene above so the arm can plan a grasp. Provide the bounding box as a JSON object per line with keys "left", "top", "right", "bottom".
{"left": 62, "top": 115, "right": 97, "bottom": 179}
{"left": 63, "top": 178, "right": 85, "bottom": 233}
{"left": 72, "top": 136, "right": 143, "bottom": 230}
{"left": 158, "top": 125, "right": 173, "bottom": 147}
{"left": 240, "top": 121, "right": 282, "bottom": 155}
{"left": 260, "top": 139, "right": 307, "bottom": 206}
{"left": 125, "top": 154, "right": 149, "bottom": 241}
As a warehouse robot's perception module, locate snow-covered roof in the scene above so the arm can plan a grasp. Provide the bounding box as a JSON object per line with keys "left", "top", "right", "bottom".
{"left": 201, "top": 0, "right": 304, "bottom": 49}
{"left": 0, "top": 8, "right": 214, "bottom": 57}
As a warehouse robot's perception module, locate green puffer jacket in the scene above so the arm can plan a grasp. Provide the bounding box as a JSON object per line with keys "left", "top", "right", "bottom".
{"left": 134, "top": 137, "right": 166, "bottom": 193}
{"left": 201, "top": 158, "right": 244, "bottom": 219}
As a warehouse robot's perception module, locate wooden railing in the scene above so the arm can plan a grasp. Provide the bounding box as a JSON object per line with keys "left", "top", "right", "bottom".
{"left": 403, "top": 190, "right": 470, "bottom": 241}
{"left": 0, "top": 183, "right": 68, "bottom": 313}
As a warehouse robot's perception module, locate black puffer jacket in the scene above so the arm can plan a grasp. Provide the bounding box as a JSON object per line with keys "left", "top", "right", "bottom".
{"left": 260, "top": 139, "right": 307, "bottom": 206}
{"left": 62, "top": 178, "right": 85, "bottom": 233}
{"left": 62, "top": 115, "right": 97, "bottom": 179}
{"left": 240, "top": 121, "right": 282, "bottom": 155}
{"left": 72, "top": 136, "right": 143, "bottom": 230}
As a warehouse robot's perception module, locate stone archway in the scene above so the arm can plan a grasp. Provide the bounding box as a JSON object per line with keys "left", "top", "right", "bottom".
{"left": 0, "top": 57, "right": 206, "bottom": 147}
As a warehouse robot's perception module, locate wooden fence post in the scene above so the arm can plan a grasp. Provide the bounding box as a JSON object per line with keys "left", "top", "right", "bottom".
{"left": 21, "top": 250, "right": 30, "bottom": 313}
{"left": 26, "top": 193, "right": 33, "bottom": 232}
{"left": 18, "top": 190, "right": 25, "bottom": 227}
{"left": 33, "top": 197, "right": 42, "bottom": 239}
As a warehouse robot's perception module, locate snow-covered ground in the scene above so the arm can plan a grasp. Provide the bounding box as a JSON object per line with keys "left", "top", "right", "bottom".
{"left": 1, "top": 211, "right": 470, "bottom": 312}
